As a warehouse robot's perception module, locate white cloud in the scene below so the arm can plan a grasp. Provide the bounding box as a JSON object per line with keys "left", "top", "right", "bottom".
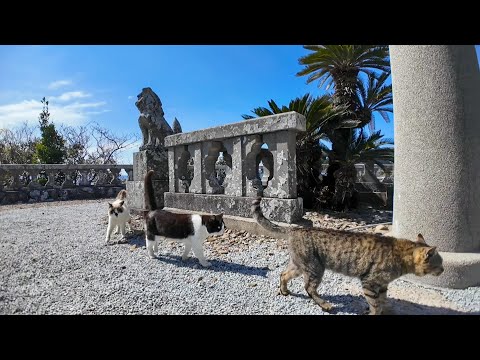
{"left": 48, "top": 80, "right": 73, "bottom": 90}
{"left": 50, "top": 91, "right": 91, "bottom": 102}
{"left": 0, "top": 98, "right": 108, "bottom": 129}
{"left": 127, "top": 95, "right": 134, "bottom": 100}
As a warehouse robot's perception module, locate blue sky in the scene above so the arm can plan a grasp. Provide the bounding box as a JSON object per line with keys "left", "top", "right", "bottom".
{"left": 1, "top": 45, "right": 479, "bottom": 163}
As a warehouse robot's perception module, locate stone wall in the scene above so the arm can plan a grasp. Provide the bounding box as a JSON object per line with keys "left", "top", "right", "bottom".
{"left": 0, "top": 164, "right": 132, "bottom": 205}
{"left": 164, "top": 112, "right": 306, "bottom": 223}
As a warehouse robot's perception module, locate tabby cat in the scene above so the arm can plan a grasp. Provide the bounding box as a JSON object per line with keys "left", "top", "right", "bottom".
{"left": 251, "top": 197, "right": 444, "bottom": 315}
{"left": 144, "top": 170, "right": 224, "bottom": 267}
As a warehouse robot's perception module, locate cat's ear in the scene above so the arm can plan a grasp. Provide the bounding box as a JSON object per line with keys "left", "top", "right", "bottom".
{"left": 425, "top": 246, "right": 437, "bottom": 259}
{"left": 119, "top": 200, "right": 124, "bottom": 207}
{"left": 108, "top": 203, "right": 113, "bottom": 208}
{"left": 217, "top": 213, "right": 224, "bottom": 218}
{"left": 416, "top": 233, "right": 426, "bottom": 244}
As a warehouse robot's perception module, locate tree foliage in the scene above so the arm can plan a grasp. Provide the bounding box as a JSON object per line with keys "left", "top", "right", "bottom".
{"left": 34, "top": 97, "right": 67, "bottom": 164}
{"left": 0, "top": 98, "right": 140, "bottom": 165}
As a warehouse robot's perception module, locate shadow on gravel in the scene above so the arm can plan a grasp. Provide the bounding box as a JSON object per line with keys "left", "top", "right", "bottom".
{"left": 155, "top": 253, "right": 269, "bottom": 277}
{"left": 124, "top": 234, "right": 269, "bottom": 277}
{"left": 283, "top": 292, "right": 478, "bottom": 315}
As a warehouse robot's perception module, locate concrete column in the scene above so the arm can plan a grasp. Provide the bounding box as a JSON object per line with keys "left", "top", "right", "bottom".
{"left": 390, "top": 45, "right": 480, "bottom": 288}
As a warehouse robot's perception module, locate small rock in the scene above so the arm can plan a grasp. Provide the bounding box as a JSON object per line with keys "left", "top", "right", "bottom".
{"left": 219, "top": 249, "right": 229, "bottom": 254}
{"left": 374, "top": 224, "right": 389, "bottom": 233}
{"left": 197, "top": 276, "right": 204, "bottom": 282}
{"left": 248, "top": 282, "right": 257, "bottom": 287}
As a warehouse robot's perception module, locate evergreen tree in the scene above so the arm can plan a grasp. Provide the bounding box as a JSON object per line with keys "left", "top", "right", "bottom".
{"left": 35, "top": 97, "right": 67, "bottom": 164}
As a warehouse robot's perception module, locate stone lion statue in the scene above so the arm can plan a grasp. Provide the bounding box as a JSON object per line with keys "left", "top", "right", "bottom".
{"left": 135, "top": 87, "right": 173, "bottom": 151}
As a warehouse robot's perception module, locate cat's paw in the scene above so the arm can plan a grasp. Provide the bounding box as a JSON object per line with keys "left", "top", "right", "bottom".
{"left": 200, "top": 261, "right": 212, "bottom": 268}
{"left": 279, "top": 288, "right": 290, "bottom": 296}
{"left": 320, "top": 302, "right": 334, "bottom": 313}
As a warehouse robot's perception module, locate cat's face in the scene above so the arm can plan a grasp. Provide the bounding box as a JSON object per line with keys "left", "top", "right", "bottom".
{"left": 108, "top": 201, "right": 125, "bottom": 218}
{"left": 412, "top": 234, "right": 444, "bottom": 276}
{"left": 203, "top": 214, "right": 225, "bottom": 236}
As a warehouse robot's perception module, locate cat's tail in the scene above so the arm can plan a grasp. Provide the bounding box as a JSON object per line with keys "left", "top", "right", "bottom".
{"left": 251, "top": 197, "right": 287, "bottom": 235}
{"left": 116, "top": 189, "right": 127, "bottom": 200}
{"left": 144, "top": 170, "right": 156, "bottom": 211}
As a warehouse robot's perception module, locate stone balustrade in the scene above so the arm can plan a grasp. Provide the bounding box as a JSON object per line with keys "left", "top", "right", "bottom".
{"left": 0, "top": 164, "right": 133, "bottom": 205}
{"left": 163, "top": 112, "right": 306, "bottom": 223}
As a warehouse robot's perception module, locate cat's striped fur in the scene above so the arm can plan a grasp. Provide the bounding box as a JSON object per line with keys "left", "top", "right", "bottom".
{"left": 252, "top": 197, "right": 444, "bottom": 315}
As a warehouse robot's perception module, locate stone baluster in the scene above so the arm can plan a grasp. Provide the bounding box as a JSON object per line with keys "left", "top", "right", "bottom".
{"left": 94, "top": 169, "right": 107, "bottom": 185}
{"left": 8, "top": 170, "right": 23, "bottom": 190}
{"left": 188, "top": 143, "right": 203, "bottom": 194}
{"left": 27, "top": 169, "right": 40, "bottom": 189}
{"left": 243, "top": 135, "right": 263, "bottom": 197}
{"left": 109, "top": 168, "right": 122, "bottom": 186}
{"left": 127, "top": 169, "right": 133, "bottom": 181}
{"left": 61, "top": 170, "right": 76, "bottom": 188}
{"left": 168, "top": 148, "right": 176, "bottom": 193}
{"left": 223, "top": 137, "right": 242, "bottom": 197}
{"left": 78, "top": 170, "right": 91, "bottom": 186}
{"left": 263, "top": 131, "right": 297, "bottom": 199}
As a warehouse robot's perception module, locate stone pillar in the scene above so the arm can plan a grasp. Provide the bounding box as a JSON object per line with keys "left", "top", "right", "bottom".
{"left": 390, "top": 45, "right": 480, "bottom": 288}
{"left": 126, "top": 149, "right": 169, "bottom": 210}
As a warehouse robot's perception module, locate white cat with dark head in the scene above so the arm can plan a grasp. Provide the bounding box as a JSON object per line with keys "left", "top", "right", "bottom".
{"left": 105, "top": 189, "right": 130, "bottom": 244}
{"left": 143, "top": 170, "right": 224, "bottom": 267}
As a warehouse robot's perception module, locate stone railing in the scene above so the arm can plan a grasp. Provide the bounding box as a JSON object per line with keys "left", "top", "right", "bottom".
{"left": 163, "top": 112, "right": 306, "bottom": 223}
{"left": 321, "top": 163, "right": 394, "bottom": 183}
{"left": 0, "top": 164, "right": 133, "bottom": 205}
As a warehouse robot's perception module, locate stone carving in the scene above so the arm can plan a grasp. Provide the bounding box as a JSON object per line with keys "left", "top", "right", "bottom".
{"left": 172, "top": 117, "right": 183, "bottom": 134}
{"left": 135, "top": 87, "right": 173, "bottom": 151}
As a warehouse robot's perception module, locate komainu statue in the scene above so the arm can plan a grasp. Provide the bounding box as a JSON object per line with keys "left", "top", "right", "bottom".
{"left": 135, "top": 87, "right": 173, "bottom": 151}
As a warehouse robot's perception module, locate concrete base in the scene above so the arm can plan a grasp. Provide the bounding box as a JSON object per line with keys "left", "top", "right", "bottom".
{"left": 403, "top": 251, "right": 480, "bottom": 289}
{"left": 164, "top": 192, "right": 303, "bottom": 223}
{"left": 163, "top": 207, "right": 300, "bottom": 238}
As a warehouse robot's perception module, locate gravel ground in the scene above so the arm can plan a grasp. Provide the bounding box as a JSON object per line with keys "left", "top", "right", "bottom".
{"left": 0, "top": 199, "right": 479, "bottom": 315}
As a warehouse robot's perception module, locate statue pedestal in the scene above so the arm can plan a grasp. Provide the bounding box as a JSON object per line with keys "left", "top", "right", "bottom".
{"left": 126, "top": 148, "right": 169, "bottom": 211}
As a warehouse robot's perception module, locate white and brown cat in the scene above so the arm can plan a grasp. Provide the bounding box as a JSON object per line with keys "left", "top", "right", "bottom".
{"left": 105, "top": 189, "right": 130, "bottom": 244}
{"left": 144, "top": 170, "right": 224, "bottom": 267}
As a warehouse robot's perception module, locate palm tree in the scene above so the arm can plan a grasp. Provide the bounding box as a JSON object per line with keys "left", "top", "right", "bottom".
{"left": 355, "top": 72, "right": 393, "bottom": 132}
{"left": 320, "top": 130, "right": 394, "bottom": 210}
{"left": 297, "top": 45, "right": 390, "bottom": 158}
{"left": 297, "top": 45, "right": 391, "bottom": 209}
{"left": 242, "top": 94, "right": 347, "bottom": 208}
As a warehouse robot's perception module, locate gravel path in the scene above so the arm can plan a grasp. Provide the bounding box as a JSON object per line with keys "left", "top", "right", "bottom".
{"left": 1, "top": 199, "right": 479, "bottom": 315}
